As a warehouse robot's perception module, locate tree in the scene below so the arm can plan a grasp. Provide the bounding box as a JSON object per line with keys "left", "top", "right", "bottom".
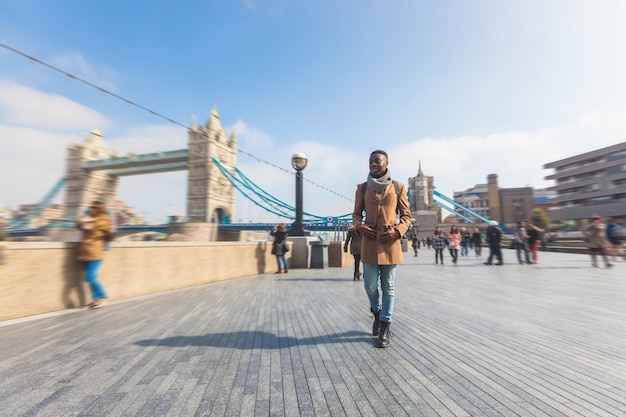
{"left": 531, "top": 208, "right": 550, "bottom": 230}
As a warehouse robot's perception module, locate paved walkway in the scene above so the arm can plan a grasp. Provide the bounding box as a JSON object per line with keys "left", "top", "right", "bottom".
{"left": 1, "top": 250, "right": 625, "bottom": 417}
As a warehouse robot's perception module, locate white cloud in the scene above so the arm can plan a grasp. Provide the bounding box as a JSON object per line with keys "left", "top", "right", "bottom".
{"left": 392, "top": 109, "right": 626, "bottom": 203}
{"left": 230, "top": 119, "right": 274, "bottom": 151}
{"left": 0, "top": 125, "right": 75, "bottom": 209}
{"left": 0, "top": 81, "right": 110, "bottom": 130}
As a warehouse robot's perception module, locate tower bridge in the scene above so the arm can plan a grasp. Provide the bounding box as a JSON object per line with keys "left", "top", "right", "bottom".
{"left": 60, "top": 109, "right": 237, "bottom": 241}
{"left": 4, "top": 110, "right": 493, "bottom": 241}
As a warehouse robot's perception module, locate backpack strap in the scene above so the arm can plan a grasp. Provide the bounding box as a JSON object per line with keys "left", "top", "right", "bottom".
{"left": 361, "top": 180, "right": 401, "bottom": 213}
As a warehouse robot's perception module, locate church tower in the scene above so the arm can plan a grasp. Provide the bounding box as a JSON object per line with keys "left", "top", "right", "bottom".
{"left": 407, "top": 161, "right": 440, "bottom": 238}
{"left": 487, "top": 174, "right": 501, "bottom": 222}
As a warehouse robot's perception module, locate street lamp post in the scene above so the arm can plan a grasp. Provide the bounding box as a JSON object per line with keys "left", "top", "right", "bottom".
{"left": 290, "top": 152, "right": 308, "bottom": 236}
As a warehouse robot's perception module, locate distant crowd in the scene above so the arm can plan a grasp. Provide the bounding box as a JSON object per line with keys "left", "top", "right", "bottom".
{"left": 404, "top": 217, "right": 625, "bottom": 268}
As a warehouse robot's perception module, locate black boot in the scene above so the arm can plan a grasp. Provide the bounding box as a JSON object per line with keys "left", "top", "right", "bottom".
{"left": 370, "top": 308, "right": 381, "bottom": 336}
{"left": 377, "top": 321, "right": 391, "bottom": 348}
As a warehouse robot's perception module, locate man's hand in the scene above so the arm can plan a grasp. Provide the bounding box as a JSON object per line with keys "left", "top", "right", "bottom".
{"left": 356, "top": 224, "right": 377, "bottom": 239}
{"left": 378, "top": 226, "right": 399, "bottom": 244}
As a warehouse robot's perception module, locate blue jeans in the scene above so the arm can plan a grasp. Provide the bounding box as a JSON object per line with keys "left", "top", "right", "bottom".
{"left": 362, "top": 263, "right": 396, "bottom": 322}
{"left": 83, "top": 260, "right": 107, "bottom": 301}
{"left": 460, "top": 242, "right": 468, "bottom": 256}
{"left": 515, "top": 242, "right": 530, "bottom": 263}
{"left": 276, "top": 255, "right": 288, "bottom": 271}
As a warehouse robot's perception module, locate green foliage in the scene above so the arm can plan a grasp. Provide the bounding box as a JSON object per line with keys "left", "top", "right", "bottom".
{"left": 531, "top": 208, "right": 550, "bottom": 230}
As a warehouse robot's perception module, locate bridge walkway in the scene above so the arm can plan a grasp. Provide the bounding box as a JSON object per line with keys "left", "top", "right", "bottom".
{"left": 0, "top": 250, "right": 625, "bottom": 416}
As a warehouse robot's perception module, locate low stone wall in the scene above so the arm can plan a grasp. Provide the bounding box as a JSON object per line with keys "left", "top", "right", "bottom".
{"left": 0, "top": 241, "right": 283, "bottom": 321}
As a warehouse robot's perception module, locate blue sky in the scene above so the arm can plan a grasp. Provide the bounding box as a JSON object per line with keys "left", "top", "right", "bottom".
{"left": 2, "top": 0, "right": 626, "bottom": 224}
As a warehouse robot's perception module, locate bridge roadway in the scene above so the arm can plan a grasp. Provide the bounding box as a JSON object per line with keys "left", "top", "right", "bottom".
{"left": 1, "top": 251, "right": 625, "bottom": 416}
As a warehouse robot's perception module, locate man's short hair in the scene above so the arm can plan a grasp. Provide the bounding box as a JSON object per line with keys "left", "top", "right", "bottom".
{"left": 370, "top": 150, "right": 388, "bottom": 159}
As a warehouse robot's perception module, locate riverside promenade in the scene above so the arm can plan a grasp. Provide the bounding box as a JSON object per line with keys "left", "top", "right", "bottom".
{"left": 1, "top": 250, "right": 625, "bottom": 417}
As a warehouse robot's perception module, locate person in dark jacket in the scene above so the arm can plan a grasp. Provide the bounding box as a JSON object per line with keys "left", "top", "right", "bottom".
{"left": 471, "top": 227, "right": 483, "bottom": 256}
{"left": 344, "top": 225, "right": 363, "bottom": 280}
{"left": 606, "top": 219, "right": 625, "bottom": 262}
{"left": 431, "top": 226, "right": 447, "bottom": 265}
{"left": 484, "top": 221, "right": 503, "bottom": 265}
{"left": 410, "top": 235, "right": 419, "bottom": 257}
{"left": 270, "top": 223, "right": 289, "bottom": 273}
{"left": 524, "top": 220, "right": 543, "bottom": 264}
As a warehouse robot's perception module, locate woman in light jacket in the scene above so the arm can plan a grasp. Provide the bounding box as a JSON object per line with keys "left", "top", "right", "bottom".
{"left": 447, "top": 225, "right": 462, "bottom": 264}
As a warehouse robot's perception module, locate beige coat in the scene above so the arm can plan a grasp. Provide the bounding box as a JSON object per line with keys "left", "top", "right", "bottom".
{"left": 583, "top": 222, "right": 608, "bottom": 249}
{"left": 77, "top": 213, "right": 111, "bottom": 261}
{"left": 352, "top": 181, "right": 412, "bottom": 265}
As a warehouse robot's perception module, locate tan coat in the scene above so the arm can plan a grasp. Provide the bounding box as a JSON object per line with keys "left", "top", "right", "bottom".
{"left": 583, "top": 222, "right": 608, "bottom": 249}
{"left": 77, "top": 213, "right": 111, "bottom": 261}
{"left": 352, "top": 181, "right": 412, "bottom": 265}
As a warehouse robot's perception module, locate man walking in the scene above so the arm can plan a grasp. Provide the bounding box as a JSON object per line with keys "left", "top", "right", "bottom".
{"left": 484, "top": 220, "right": 504, "bottom": 265}
{"left": 352, "top": 150, "right": 412, "bottom": 348}
{"left": 524, "top": 219, "right": 543, "bottom": 264}
{"left": 513, "top": 221, "right": 530, "bottom": 264}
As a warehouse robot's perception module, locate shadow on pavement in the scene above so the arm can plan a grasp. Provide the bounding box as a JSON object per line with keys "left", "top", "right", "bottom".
{"left": 135, "top": 330, "right": 372, "bottom": 349}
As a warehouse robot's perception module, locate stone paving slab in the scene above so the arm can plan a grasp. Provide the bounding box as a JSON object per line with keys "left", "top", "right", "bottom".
{"left": 0, "top": 250, "right": 625, "bottom": 416}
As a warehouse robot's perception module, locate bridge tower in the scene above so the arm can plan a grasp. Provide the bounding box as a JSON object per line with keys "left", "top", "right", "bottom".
{"left": 59, "top": 110, "right": 236, "bottom": 242}
{"left": 181, "top": 109, "right": 237, "bottom": 240}
{"left": 407, "top": 161, "right": 439, "bottom": 238}
{"left": 487, "top": 174, "right": 501, "bottom": 223}
{"left": 63, "top": 130, "right": 118, "bottom": 220}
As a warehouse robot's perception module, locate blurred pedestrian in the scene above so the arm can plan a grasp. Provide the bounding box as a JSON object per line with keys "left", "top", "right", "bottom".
{"left": 411, "top": 235, "right": 418, "bottom": 257}
{"left": 344, "top": 225, "right": 363, "bottom": 280}
{"left": 77, "top": 201, "right": 113, "bottom": 309}
{"left": 459, "top": 227, "right": 469, "bottom": 256}
{"left": 606, "top": 218, "right": 625, "bottom": 262}
{"left": 471, "top": 227, "right": 482, "bottom": 256}
{"left": 484, "top": 221, "right": 503, "bottom": 265}
{"left": 524, "top": 219, "right": 543, "bottom": 264}
{"left": 513, "top": 221, "right": 530, "bottom": 264}
{"left": 270, "top": 223, "right": 289, "bottom": 273}
{"left": 583, "top": 215, "right": 612, "bottom": 268}
{"left": 432, "top": 226, "right": 446, "bottom": 265}
{"left": 447, "top": 225, "right": 461, "bottom": 264}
